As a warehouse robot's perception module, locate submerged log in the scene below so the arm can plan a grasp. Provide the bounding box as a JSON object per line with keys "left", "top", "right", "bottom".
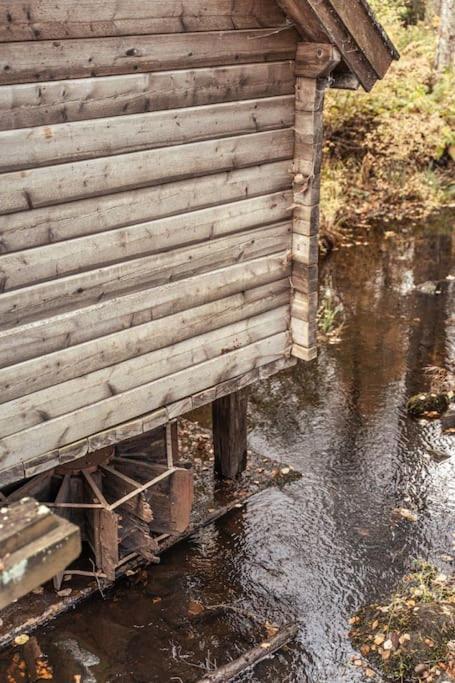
{"left": 196, "top": 622, "right": 298, "bottom": 683}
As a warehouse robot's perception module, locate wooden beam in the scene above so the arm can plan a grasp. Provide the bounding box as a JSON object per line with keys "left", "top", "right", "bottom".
{"left": 0, "top": 498, "right": 81, "bottom": 609}
{"left": 290, "top": 43, "right": 340, "bottom": 362}
{"left": 295, "top": 43, "right": 341, "bottom": 79}
{"left": 212, "top": 389, "right": 248, "bottom": 479}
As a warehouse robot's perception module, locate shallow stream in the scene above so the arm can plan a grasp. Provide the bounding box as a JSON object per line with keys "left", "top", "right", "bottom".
{"left": 3, "top": 215, "right": 455, "bottom": 682}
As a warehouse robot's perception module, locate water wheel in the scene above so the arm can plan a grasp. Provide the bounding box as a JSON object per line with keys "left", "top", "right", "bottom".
{"left": 2, "top": 424, "right": 193, "bottom": 589}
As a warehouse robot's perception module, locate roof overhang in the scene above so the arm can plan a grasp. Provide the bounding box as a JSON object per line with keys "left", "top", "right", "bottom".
{"left": 276, "top": 0, "right": 399, "bottom": 90}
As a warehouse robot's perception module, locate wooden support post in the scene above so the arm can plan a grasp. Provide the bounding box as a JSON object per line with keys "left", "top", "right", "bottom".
{"left": 291, "top": 43, "right": 341, "bottom": 362}
{"left": 212, "top": 389, "right": 248, "bottom": 480}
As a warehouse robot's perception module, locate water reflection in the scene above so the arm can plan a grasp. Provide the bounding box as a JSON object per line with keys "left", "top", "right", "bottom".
{"left": 2, "top": 217, "right": 454, "bottom": 682}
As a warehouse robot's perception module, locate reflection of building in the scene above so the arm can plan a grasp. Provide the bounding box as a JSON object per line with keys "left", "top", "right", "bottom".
{"left": 0, "top": 2, "right": 397, "bottom": 584}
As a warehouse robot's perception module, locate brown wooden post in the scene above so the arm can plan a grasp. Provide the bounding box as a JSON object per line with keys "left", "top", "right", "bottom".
{"left": 212, "top": 389, "right": 248, "bottom": 479}
{"left": 291, "top": 43, "right": 341, "bottom": 362}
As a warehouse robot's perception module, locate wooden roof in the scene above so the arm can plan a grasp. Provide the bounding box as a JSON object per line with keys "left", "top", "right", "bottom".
{"left": 276, "top": 0, "right": 399, "bottom": 90}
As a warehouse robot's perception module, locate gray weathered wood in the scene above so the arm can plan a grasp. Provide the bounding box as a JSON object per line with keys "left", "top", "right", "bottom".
{"left": 0, "top": 95, "right": 294, "bottom": 172}
{"left": 0, "top": 499, "right": 81, "bottom": 609}
{"left": 0, "top": 160, "right": 291, "bottom": 252}
{"left": 0, "top": 332, "right": 291, "bottom": 471}
{"left": 0, "top": 191, "right": 292, "bottom": 289}
{"left": 0, "top": 306, "right": 290, "bottom": 437}
{"left": 0, "top": 252, "right": 290, "bottom": 367}
{"left": 0, "top": 279, "right": 289, "bottom": 402}
{"left": 0, "top": 128, "right": 294, "bottom": 215}
{"left": 0, "top": 62, "right": 295, "bottom": 131}
{"left": 0, "top": 221, "right": 291, "bottom": 327}
{"left": 0, "top": 28, "right": 299, "bottom": 85}
{"left": 0, "top": 356, "right": 296, "bottom": 485}
{"left": 0, "top": 1, "right": 287, "bottom": 41}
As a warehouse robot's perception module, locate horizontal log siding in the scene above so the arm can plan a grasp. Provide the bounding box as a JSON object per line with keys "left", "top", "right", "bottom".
{"left": 0, "top": 1, "right": 288, "bottom": 41}
{"left": 0, "top": 62, "right": 295, "bottom": 131}
{"left": 0, "top": 29, "right": 299, "bottom": 85}
{"left": 0, "top": 17, "right": 297, "bottom": 481}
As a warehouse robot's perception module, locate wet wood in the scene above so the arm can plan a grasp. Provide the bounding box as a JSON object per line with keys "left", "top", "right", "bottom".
{"left": 213, "top": 389, "right": 248, "bottom": 479}
{"left": 196, "top": 622, "right": 299, "bottom": 682}
{"left": 0, "top": 498, "right": 81, "bottom": 609}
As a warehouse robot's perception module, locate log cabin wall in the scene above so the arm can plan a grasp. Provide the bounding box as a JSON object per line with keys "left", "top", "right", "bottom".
{"left": 0, "top": 1, "right": 301, "bottom": 485}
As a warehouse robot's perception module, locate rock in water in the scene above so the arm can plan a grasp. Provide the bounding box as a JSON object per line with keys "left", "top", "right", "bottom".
{"left": 407, "top": 392, "right": 450, "bottom": 418}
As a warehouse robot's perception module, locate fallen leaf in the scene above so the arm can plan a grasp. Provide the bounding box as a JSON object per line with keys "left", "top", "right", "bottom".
{"left": 280, "top": 467, "right": 290, "bottom": 475}
{"left": 152, "top": 597, "right": 162, "bottom": 605}
{"left": 365, "top": 669, "right": 375, "bottom": 679}
{"left": 360, "top": 644, "right": 370, "bottom": 656}
{"left": 14, "top": 635, "right": 29, "bottom": 646}
{"left": 260, "top": 642, "right": 271, "bottom": 649}
{"left": 264, "top": 622, "right": 279, "bottom": 638}
{"left": 383, "top": 639, "right": 393, "bottom": 651}
{"left": 187, "top": 600, "right": 204, "bottom": 617}
{"left": 374, "top": 634, "right": 385, "bottom": 646}
{"left": 56, "top": 588, "right": 72, "bottom": 598}
{"left": 394, "top": 507, "right": 418, "bottom": 522}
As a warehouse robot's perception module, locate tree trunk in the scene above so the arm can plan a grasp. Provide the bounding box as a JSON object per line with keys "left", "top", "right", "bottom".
{"left": 436, "top": 0, "right": 455, "bottom": 72}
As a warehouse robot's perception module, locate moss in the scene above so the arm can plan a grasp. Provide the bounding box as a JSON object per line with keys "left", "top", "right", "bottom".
{"left": 350, "top": 561, "right": 455, "bottom": 682}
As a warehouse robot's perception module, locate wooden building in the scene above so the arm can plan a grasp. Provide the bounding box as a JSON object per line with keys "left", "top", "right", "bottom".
{"left": 0, "top": 1, "right": 397, "bottom": 580}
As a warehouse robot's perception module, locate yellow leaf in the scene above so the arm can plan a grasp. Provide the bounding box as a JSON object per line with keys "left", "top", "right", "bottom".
{"left": 374, "top": 634, "right": 385, "bottom": 646}
{"left": 14, "top": 635, "right": 29, "bottom": 646}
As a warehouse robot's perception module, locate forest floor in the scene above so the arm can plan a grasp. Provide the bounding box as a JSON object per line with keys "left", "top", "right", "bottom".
{"left": 320, "top": 0, "right": 454, "bottom": 245}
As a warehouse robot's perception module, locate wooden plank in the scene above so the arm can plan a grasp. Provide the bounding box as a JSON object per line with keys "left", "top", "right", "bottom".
{"left": 0, "top": 191, "right": 293, "bottom": 290}
{"left": 213, "top": 389, "right": 248, "bottom": 479}
{"left": 291, "top": 317, "right": 316, "bottom": 348}
{"left": 0, "top": 221, "right": 292, "bottom": 328}
{"left": 0, "top": 356, "right": 295, "bottom": 483}
{"left": 0, "top": 279, "right": 289, "bottom": 407}
{"left": 0, "top": 1, "right": 287, "bottom": 41}
{"left": 0, "top": 160, "right": 291, "bottom": 252}
{"left": 0, "top": 305, "right": 290, "bottom": 437}
{"left": 292, "top": 343, "right": 317, "bottom": 361}
{"left": 0, "top": 499, "right": 81, "bottom": 609}
{"left": 0, "top": 95, "right": 294, "bottom": 172}
{"left": 0, "top": 128, "right": 294, "bottom": 215}
{"left": 0, "top": 28, "right": 299, "bottom": 85}
{"left": 327, "top": 0, "right": 398, "bottom": 78}
{"left": 0, "top": 332, "right": 291, "bottom": 472}
{"left": 0, "top": 62, "right": 295, "bottom": 131}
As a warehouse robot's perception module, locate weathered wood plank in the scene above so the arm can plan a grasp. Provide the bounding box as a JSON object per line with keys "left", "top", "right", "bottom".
{"left": 0, "top": 160, "right": 291, "bottom": 252}
{"left": 0, "top": 356, "right": 295, "bottom": 484}
{"left": 0, "top": 1, "right": 287, "bottom": 41}
{"left": 0, "top": 499, "right": 81, "bottom": 609}
{"left": 0, "top": 252, "right": 290, "bottom": 367}
{"left": 0, "top": 128, "right": 294, "bottom": 215}
{"left": 0, "top": 280, "right": 289, "bottom": 404}
{"left": 0, "top": 62, "right": 295, "bottom": 131}
{"left": 0, "top": 221, "right": 291, "bottom": 327}
{"left": 0, "top": 332, "right": 291, "bottom": 471}
{"left": 0, "top": 29, "right": 299, "bottom": 85}
{"left": 0, "top": 95, "right": 294, "bottom": 172}
{"left": 0, "top": 191, "right": 292, "bottom": 290}
{"left": 0, "top": 306, "right": 290, "bottom": 437}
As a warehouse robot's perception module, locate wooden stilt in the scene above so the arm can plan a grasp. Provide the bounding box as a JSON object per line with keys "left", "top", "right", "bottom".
{"left": 212, "top": 389, "right": 248, "bottom": 480}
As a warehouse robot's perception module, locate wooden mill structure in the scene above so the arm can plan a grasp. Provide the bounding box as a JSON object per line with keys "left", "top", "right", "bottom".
{"left": 0, "top": 1, "right": 397, "bottom": 586}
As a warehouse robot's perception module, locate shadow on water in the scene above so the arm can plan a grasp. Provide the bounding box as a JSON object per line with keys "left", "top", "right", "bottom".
{"left": 3, "top": 214, "right": 454, "bottom": 682}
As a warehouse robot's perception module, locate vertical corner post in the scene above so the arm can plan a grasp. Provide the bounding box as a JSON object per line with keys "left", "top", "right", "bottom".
{"left": 212, "top": 389, "right": 248, "bottom": 480}
{"left": 291, "top": 43, "right": 341, "bottom": 362}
